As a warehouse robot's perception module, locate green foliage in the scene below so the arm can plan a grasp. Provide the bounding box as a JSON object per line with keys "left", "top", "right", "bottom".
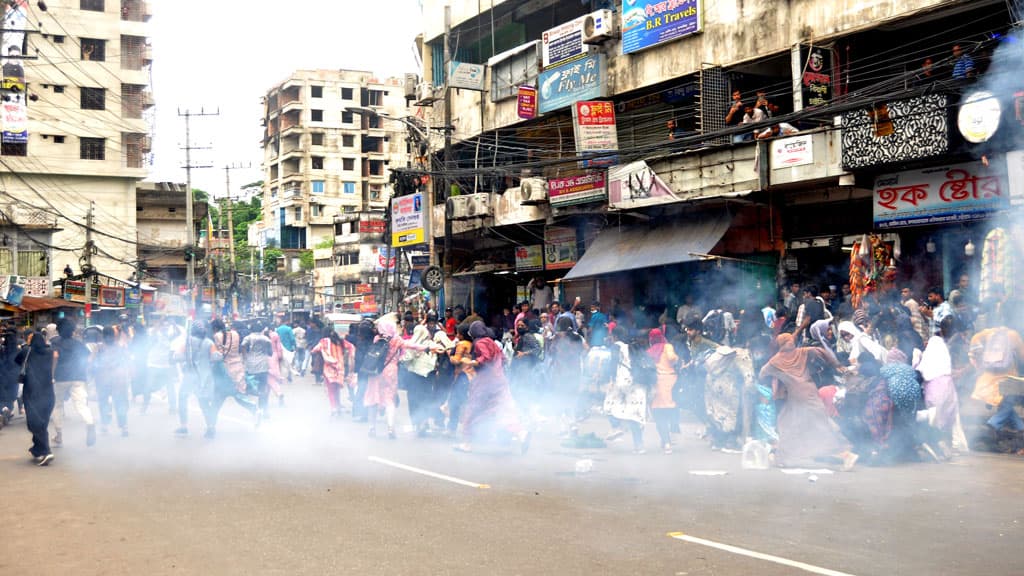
{"left": 314, "top": 237, "right": 334, "bottom": 249}
{"left": 299, "top": 250, "right": 315, "bottom": 271}
{"left": 263, "top": 248, "right": 283, "bottom": 273}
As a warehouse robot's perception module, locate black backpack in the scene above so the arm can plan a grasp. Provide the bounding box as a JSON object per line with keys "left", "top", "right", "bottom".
{"left": 359, "top": 338, "right": 392, "bottom": 376}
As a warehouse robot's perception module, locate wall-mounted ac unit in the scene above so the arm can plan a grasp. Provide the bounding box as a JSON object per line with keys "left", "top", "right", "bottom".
{"left": 416, "top": 82, "right": 437, "bottom": 105}
{"left": 447, "top": 193, "right": 491, "bottom": 220}
{"left": 582, "top": 9, "right": 615, "bottom": 44}
{"left": 404, "top": 74, "right": 419, "bottom": 100}
{"left": 519, "top": 177, "right": 548, "bottom": 205}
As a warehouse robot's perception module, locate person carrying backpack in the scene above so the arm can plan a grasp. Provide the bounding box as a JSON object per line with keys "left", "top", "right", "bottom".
{"left": 970, "top": 325, "right": 1024, "bottom": 436}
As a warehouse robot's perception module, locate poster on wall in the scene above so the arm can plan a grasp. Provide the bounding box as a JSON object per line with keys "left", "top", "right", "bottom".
{"left": 517, "top": 86, "right": 537, "bottom": 119}
{"left": 800, "top": 44, "right": 832, "bottom": 108}
{"left": 573, "top": 100, "right": 618, "bottom": 167}
{"left": 390, "top": 193, "right": 427, "bottom": 247}
{"left": 544, "top": 227, "right": 577, "bottom": 270}
{"left": 873, "top": 159, "right": 1009, "bottom": 228}
{"left": 1, "top": 92, "right": 27, "bottom": 144}
{"left": 621, "top": 0, "right": 702, "bottom": 55}
{"left": 23, "top": 276, "right": 50, "bottom": 298}
{"left": 541, "top": 14, "right": 591, "bottom": 69}
{"left": 538, "top": 54, "right": 605, "bottom": 114}
{"left": 515, "top": 245, "right": 544, "bottom": 272}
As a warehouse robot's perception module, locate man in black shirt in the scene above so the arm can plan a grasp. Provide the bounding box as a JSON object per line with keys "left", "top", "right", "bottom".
{"left": 795, "top": 285, "right": 827, "bottom": 343}
{"left": 50, "top": 319, "right": 95, "bottom": 447}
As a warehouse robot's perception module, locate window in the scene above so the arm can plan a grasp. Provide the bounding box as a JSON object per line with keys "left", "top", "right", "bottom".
{"left": 311, "top": 133, "right": 324, "bottom": 146}
{"left": 342, "top": 134, "right": 354, "bottom": 147}
{"left": 271, "top": 187, "right": 278, "bottom": 198}
{"left": 80, "top": 0, "right": 104, "bottom": 10}
{"left": 53, "top": 35, "right": 65, "bottom": 44}
{"left": 310, "top": 85, "right": 323, "bottom": 98}
{"left": 80, "top": 38, "right": 106, "bottom": 61}
{"left": 310, "top": 109, "right": 323, "bottom": 122}
{"left": 491, "top": 43, "right": 539, "bottom": 102}
{"left": 369, "top": 160, "right": 383, "bottom": 176}
{"left": 311, "top": 204, "right": 322, "bottom": 217}
{"left": 294, "top": 206, "right": 302, "bottom": 221}
{"left": 80, "top": 137, "right": 105, "bottom": 160}
{"left": 342, "top": 158, "right": 354, "bottom": 171}
{"left": 368, "top": 115, "right": 381, "bottom": 129}
{"left": 341, "top": 87, "right": 353, "bottom": 100}
{"left": 311, "top": 180, "right": 325, "bottom": 194}
{"left": 342, "top": 111, "right": 353, "bottom": 124}
{"left": 53, "top": 85, "right": 65, "bottom": 93}
{"left": 80, "top": 87, "right": 105, "bottom": 110}
{"left": 52, "top": 135, "right": 65, "bottom": 144}
{"left": 1, "top": 143, "right": 26, "bottom": 156}
{"left": 311, "top": 156, "right": 324, "bottom": 170}
{"left": 343, "top": 182, "right": 356, "bottom": 194}
{"left": 18, "top": 251, "right": 47, "bottom": 277}
{"left": 367, "top": 90, "right": 383, "bottom": 106}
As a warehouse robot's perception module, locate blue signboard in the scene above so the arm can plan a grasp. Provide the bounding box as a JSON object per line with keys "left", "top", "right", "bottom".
{"left": 621, "top": 0, "right": 703, "bottom": 55}
{"left": 538, "top": 54, "right": 605, "bottom": 114}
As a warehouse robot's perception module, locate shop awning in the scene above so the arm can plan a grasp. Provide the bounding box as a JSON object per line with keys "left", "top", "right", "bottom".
{"left": 562, "top": 211, "right": 732, "bottom": 281}
{"left": 17, "top": 296, "right": 85, "bottom": 312}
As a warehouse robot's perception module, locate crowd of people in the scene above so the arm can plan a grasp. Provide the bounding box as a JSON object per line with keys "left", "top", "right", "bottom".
{"left": 2, "top": 270, "right": 1022, "bottom": 469}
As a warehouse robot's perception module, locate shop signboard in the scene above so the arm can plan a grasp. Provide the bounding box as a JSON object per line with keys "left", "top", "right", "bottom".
{"left": 63, "top": 280, "right": 99, "bottom": 304}
{"left": 100, "top": 286, "right": 126, "bottom": 308}
{"left": 873, "top": 159, "right": 1009, "bottom": 229}
{"left": 1, "top": 92, "right": 27, "bottom": 144}
{"left": 358, "top": 218, "right": 386, "bottom": 234}
{"left": 544, "top": 227, "right": 577, "bottom": 270}
{"left": 547, "top": 172, "right": 607, "bottom": 207}
{"left": 23, "top": 276, "right": 49, "bottom": 298}
{"left": 126, "top": 288, "right": 141, "bottom": 308}
{"left": 356, "top": 283, "right": 373, "bottom": 294}
{"left": 800, "top": 44, "right": 832, "bottom": 108}
{"left": 621, "top": 0, "right": 702, "bottom": 55}
{"left": 541, "top": 14, "right": 590, "bottom": 69}
{"left": 607, "top": 160, "right": 680, "bottom": 210}
{"left": 515, "top": 245, "right": 544, "bottom": 272}
{"left": 538, "top": 54, "right": 605, "bottom": 114}
{"left": 390, "top": 193, "right": 427, "bottom": 247}
{"left": 770, "top": 134, "right": 814, "bottom": 168}
{"left": 0, "top": 275, "right": 24, "bottom": 306}
{"left": 573, "top": 100, "right": 618, "bottom": 167}
{"left": 448, "top": 61, "right": 486, "bottom": 91}
{"left": 517, "top": 86, "right": 537, "bottom": 119}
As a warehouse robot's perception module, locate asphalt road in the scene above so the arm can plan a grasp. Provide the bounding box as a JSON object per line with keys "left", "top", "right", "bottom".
{"left": 1, "top": 375, "right": 1021, "bottom": 575}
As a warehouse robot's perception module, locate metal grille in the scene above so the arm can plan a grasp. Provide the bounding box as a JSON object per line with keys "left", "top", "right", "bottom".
{"left": 1009, "top": 0, "right": 1024, "bottom": 26}
{"left": 698, "top": 65, "right": 728, "bottom": 145}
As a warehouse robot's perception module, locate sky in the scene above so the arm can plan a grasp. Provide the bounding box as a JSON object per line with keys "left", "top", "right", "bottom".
{"left": 149, "top": 0, "right": 423, "bottom": 199}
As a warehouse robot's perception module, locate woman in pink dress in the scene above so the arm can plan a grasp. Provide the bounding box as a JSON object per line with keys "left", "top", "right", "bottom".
{"left": 311, "top": 330, "right": 352, "bottom": 418}
{"left": 363, "top": 318, "right": 438, "bottom": 439}
{"left": 267, "top": 329, "right": 286, "bottom": 407}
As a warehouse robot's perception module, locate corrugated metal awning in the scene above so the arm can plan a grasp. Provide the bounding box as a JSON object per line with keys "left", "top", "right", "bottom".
{"left": 562, "top": 211, "right": 732, "bottom": 281}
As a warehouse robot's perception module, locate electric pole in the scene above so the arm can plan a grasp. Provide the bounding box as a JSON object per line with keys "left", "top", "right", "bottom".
{"left": 178, "top": 107, "right": 218, "bottom": 318}
{"left": 223, "top": 162, "right": 250, "bottom": 318}
{"left": 83, "top": 202, "right": 95, "bottom": 327}
{"left": 443, "top": 4, "right": 453, "bottom": 295}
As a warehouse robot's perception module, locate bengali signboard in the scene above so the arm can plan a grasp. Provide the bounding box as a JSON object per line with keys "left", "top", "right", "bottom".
{"left": 541, "top": 14, "right": 590, "bottom": 69}
{"left": 873, "top": 160, "right": 1009, "bottom": 229}
{"left": 63, "top": 280, "right": 99, "bottom": 304}
{"left": 800, "top": 44, "right": 832, "bottom": 109}
{"left": 770, "top": 134, "right": 814, "bottom": 168}
{"left": 547, "top": 172, "right": 607, "bottom": 207}
{"left": 621, "top": 0, "right": 703, "bottom": 55}
{"left": 448, "top": 61, "right": 486, "bottom": 91}
{"left": 607, "top": 160, "right": 681, "bottom": 210}
{"left": 517, "top": 85, "right": 537, "bottom": 119}
{"left": 573, "top": 100, "right": 618, "bottom": 167}
{"left": 1, "top": 92, "right": 26, "bottom": 144}
{"left": 538, "top": 54, "right": 605, "bottom": 114}
{"left": 515, "top": 245, "right": 544, "bottom": 272}
{"left": 544, "top": 227, "right": 578, "bottom": 270}
{"left": 390, "top": 193, "right": 427, "bottom": 247}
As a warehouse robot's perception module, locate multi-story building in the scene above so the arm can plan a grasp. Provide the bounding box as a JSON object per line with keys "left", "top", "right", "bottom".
{"left": 258, "top": 69, "right": 412, "bottom": 313}
{"left": 0, "top": 0, "right": 152, "bottom": 298}
{"left": 411, "top": 0, "right": 1022, "bottom": 319}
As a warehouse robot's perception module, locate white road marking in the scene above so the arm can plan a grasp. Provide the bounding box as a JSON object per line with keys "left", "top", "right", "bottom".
{"left": 667, "top": 532, "right": 858, "bottom": 576}
{"left": 368, "top": 456, "right": 490, "bottom": 489}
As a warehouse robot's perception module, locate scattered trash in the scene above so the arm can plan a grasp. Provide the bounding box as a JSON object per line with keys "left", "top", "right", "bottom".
{"left": 741, "top": 440, "right": 771, "bottom": 470}
{"left": 575, "top": 459, "right": 594, "bottom": 474}
{"left": 689, "top": 470, "right": 728, "bottom": 476}
{"left": 780, "top": 468, "right": 834, "bottom": 475}
{"left": 562, "top": 432, "right": 607, "bottom": 449}
{"left": 808, "top": 475, "right": 819, "bottom": 483}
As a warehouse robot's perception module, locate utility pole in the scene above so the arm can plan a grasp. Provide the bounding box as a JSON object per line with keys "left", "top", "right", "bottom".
{"left": 83, "top": 202, "right": 95, "bottom": 327}
{"left": 178, "top": 107, "right": 218, "bottom": 318}
{"left": 443, "top": 4, "right": 453, "bottom": 295}
{"left": 223, "top": 163, "right": 250, "bottom": 318}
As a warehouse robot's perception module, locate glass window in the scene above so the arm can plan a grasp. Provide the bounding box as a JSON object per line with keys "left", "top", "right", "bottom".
{"left": 0, "top": 249, "right": 11, "bottom": 274}
{"left": 310, "top": 86, "right": 323, "bottom": 98}
{"left": 80, "top": 38, "right": 106, "bottom": 61}
{"left": 343, "top": 158, "right": 354, "bottom": 171}
{"left": 342, "top": 111, "right": 353, "bottom": 124}
{"left": 18, "top": 251, "right": 47, "bottom": 277}
{"left": 343, "top": 182, "right": 356, "bottom": 194}
{"left": 81, "top": 0, "right": 104, "bottom": 11}
{"left": 80, "top": 87, "right": 105, "bottom": 110}
{"left": 310, "top": 109, "right": 323, "bottom": 122}
{"left": 341, "top": 87, "right": 353, "bottom": 99}
{"left": 80, "top": 137, "right": 105, "bottom": 160}
{"left": 490, "top": 43, "right": 538, "bottom": 102}
{"left": 311, "top": 180, "right": 325, "bottom": 194}
{"left": 311, "top": 133, "right": 324, "bottom": 146}
{"left": 342, "top": 134, "right": 355, "bottom": 147}
{"left": 311, "top": 156, "right": 324, "bottom": 170}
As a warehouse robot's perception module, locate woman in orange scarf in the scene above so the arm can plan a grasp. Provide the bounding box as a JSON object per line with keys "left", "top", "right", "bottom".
{"left": 760, "top": 334, "right": 858, "bottom": 470}
{"left": 648, "top": 328, "right": 679, "bottom": 454}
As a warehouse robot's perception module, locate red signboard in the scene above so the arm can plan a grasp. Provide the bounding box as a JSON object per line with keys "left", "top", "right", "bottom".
{"left": 547, "top": 172, "right": 607, "bottom": 207}
{"left": 358, "top": 219, "right": 386, "bottom": 234}
{"left": 517, "top": 86, "right": 537, "bottom": 120}
{"left": 356, "top": 283, "right": 373, "bottom": 294}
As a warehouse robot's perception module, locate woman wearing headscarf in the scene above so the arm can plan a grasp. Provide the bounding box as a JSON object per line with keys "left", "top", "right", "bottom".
{"left": 648, "top": 327, "right": 679, "bottom": 454}
{"left": 211, "top": 318, "right": 246, "bottom": 395}
{"left": 266, "top": 328, "right": 287, "bottom": 408}
{"left": 363, "top": 318, "right": 439, "bottom": 439}
{"left": 759, "top": 334, "right": 858, "bottom": 470}
{"left": 454, "top": 321, "right": 530, "bottom": 453}
{"left": 602, "top": 326, "right": 647, "bottom": 453}
{"left": 403, "top": 323, "right": 439, "bottom": 436}
{"left": 349, "top": 319, "right": 376, "bottom": 422}
{"left": 511, "top": 317, "right": 543, "bottom": 411}
{"left": 443, "top": 322, "right": 475, "bottom": 437}
{"left": 18, "top": 330, "right": 55, "bottom": 465}
{"left": 311, "top": 328, "right": 350, "bottom": 418}
{"left": 880, "top": 348, "right": 923, "bottom": 461}
{"left": 837, "top": 321, "right": 886, "bottom": 365}
{"left": 547, "top": 315, "right": 587, "bottom": 432}
{"left": 914, "top": 316, "right": 959, "bottom": 458}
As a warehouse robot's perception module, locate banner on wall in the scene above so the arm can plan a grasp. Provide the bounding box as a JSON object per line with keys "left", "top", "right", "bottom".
{"left": 573, "top": 100, "right": 618, "bottom": 167}
{"left": 515, "top": 245, "right": 544, "bottom": 272}
{"left": 800, "top": 44, "right": 833, "bottom": 109}
{"left": 547, "top": 172, "right": 607, "bottom": 207}
{"left": 538, "top": 54, "right": 605, "bottom": 114}
{"left": 620, "top": 0, "right": 702, "bottom": 55}
{"left": 873, "top": 159, "right": 1009, "bottom": 229}
{"left": 544, "top": 227, "right": 577, "bottom": 270}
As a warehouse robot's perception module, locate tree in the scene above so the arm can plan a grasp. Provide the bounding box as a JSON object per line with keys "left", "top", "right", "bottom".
{"left": 314, "top": 237, "right": 334, "bottom": 249}
{"left": 263, "top": 248, "right": 283, "bottom": 273}
{"left": 299, "top": 250, "right": 315, "bottom": 271}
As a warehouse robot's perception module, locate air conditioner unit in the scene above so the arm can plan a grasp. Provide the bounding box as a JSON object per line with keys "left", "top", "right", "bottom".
{"left": 416, "top": 82, "right": 437, "bottom": 105}
{"left": 446, "top": 195, "right": 472, "bottom": 220}
{"left": 404, "top": 73, "right": 419, "bottom": 100}
{"left": 466, "top": 193, "right": 491, "bottom": 217}
{"left": 582, "top": 9, "right": 615, "bottom": 44}
{"left": 519, "top": 177, "right": 548, "bottom": 205}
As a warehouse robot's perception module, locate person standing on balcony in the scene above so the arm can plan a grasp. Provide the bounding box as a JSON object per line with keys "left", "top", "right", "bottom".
{"left": 951, "top": 45, "right": 975, "bottom": 80}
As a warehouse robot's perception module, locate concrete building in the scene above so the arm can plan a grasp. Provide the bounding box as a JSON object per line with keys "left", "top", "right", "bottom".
{"left": 258, "top": 69, "right": 413, "bottom": 313}
{"left": 408, "top": 0, "right": 1020, "bottom": 319}
{"left": 135, "top": 181, "right": 207, "bottom": 292}
{"left": 0, "top": 0, "right": 152, "bottom": 296}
